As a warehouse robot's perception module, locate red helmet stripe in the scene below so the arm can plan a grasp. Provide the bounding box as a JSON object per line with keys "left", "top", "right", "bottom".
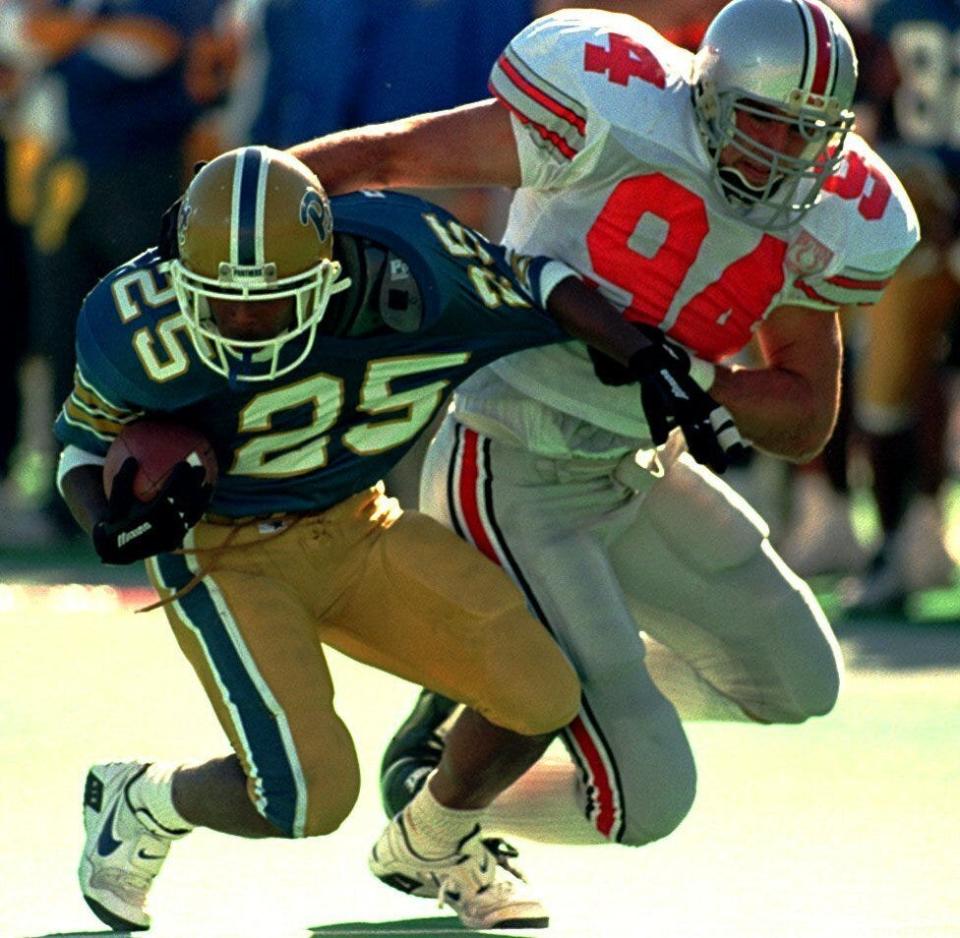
{"left": 803, "top": 0, "right": 834, "bottom": 96}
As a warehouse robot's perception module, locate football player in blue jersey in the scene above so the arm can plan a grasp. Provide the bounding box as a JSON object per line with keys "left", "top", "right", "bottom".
{"left": 55, "top": 145, "right": 741, "bottom": 932}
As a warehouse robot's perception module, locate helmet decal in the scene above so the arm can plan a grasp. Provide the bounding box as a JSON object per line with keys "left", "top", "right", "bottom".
{"left": 177, "top": 199, "right": 192, "bottom": 252}
{"left": 300, "top": 188, "right": 331, "bottom": 243}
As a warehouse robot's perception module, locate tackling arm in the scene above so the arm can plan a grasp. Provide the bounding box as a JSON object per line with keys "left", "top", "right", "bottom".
{"left": 546, "top": 275, "right": 746, "bottom": 473}
{"left": 709, "top": 303, "right": 843, "bottom": 462}
{"left": 288, "top": 99, "right": 521, "bottom": 195}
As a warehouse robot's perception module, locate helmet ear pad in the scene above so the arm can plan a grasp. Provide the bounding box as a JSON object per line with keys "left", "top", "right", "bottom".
{"left": 171, "top": 146, "right": 351, "bottom": 382}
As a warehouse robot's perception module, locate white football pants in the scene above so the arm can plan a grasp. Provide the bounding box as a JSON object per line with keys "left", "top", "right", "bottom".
{"left": 419, "top": 410, "right": 843, "bottom": 846}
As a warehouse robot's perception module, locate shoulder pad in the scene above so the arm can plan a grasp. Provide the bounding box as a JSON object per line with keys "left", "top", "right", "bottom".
{"left": 376, "top": 249, "right": 424, "bottom": 333}
{"left": 792, "top": 136, "right": 920, "bottom": 307}
{"left": 490, "top": 9, "right": 692, "bottom": 162}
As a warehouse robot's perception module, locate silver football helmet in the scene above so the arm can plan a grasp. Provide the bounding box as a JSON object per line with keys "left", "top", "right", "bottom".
{"left": 692, "top": 0, "right": 858, "bottom": 229}
{"left": 171, "top": 146, "right": 351, "bottom": 382}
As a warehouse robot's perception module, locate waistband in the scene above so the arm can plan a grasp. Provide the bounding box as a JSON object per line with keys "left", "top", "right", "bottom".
{"left": 200, "top": 484, "right": 388, "bottom": 527}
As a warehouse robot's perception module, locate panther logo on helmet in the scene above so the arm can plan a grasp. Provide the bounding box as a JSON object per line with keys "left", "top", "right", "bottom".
{"left": 176, "top": 200, "right": 193, "bottom": 252}
{"left": 300, "top": 188, "right": 332, "bottom": 243}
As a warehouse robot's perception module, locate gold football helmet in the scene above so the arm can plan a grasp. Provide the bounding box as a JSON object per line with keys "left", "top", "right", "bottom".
{"left": 170, "top": 146, "right": 350, "bottom": 382}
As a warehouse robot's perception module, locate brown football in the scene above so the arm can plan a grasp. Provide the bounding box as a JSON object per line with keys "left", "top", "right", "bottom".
{"left": 103, "top": 419, "right": 218, "bottom": 502}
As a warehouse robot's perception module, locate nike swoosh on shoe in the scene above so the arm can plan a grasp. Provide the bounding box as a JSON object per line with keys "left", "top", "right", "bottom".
{"left": 96, "top": 803, "right": 124, "bottom": 856}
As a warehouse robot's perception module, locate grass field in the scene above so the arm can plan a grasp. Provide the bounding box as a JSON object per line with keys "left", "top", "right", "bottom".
{"left": 2, "top": 550, "right": 959, "bottom": 938}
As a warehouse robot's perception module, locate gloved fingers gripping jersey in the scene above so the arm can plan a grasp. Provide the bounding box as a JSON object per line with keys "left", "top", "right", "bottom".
{"left": 92, "top": 457, "right": 213, "bottom": 565}
{"left": 590, "top": 323, "right": 749, "bottom": 474}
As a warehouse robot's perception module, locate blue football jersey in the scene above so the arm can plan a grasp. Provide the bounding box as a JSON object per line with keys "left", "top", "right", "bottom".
{"left": 870, "top": 0, "right": 960, "bottom": 173}
{"left": 55, "top": 191, "right": 570, "bottom": 516}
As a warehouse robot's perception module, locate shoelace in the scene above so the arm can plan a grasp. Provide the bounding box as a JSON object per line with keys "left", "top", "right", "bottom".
{"left": 434, "top": 837, "right": 529, "bottom": 911}
{"left": 482, "top": 837, "right": 528, "bottom": 883}
{"left": 135, "top": 517, "right": 303, "bottom": 613}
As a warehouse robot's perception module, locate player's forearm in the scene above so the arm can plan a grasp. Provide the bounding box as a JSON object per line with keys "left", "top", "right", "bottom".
{"left": 545, "top": 277, "right": 651, "bottom": 362}
{"left": 59, "top": 464, "right": 108, "bottom": 536}
{"left": 289, "top": 100, "right": 521, "bottom": 195}
{"left": 709, "top": 364, "right": 838, "bottom": 462}
{"left": 288, "top": 123, "right": 397, "bottom": 195}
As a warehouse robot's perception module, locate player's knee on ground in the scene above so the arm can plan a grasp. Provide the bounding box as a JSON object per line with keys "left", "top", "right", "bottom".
{"left": 617, "top": 784, "right": 696, "bottom": 847}
{"left": 260, "top": 769, "right": 360, "bottom": 839}
{"left": 578, "top": 748, "right": 696, "bottom": 847}
{"left": 300, "top": 766, "right": 361, "bottom": 837}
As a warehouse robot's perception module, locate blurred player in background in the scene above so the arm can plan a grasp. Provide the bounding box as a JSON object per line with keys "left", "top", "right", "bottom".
{"left": 854, "top": 0, "right": 960, "bottom": 611}
{"left": 8, "top": 0, "right": 237, "bottom": 536}
{"left": 536, "top": 0, "right": 729, "bottom": 50}
{"left": 788, "top": 0, "right": 960, "bottom": 611}
{"left": 292, "top": 0, "right": 919, "bottom": 847}
{"left": 0, "top": 41, "right": 32, "bottom": 539}
{"left": 54, "top": 147, "right": 737, "bottom": 930}
{"left": 249, "top": 0, "right": 538, "bottom": 241}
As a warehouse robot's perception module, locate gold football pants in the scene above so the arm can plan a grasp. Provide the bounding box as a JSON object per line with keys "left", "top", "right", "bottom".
{"left": 146, "top": 485, "right": 579, "bottom": 837}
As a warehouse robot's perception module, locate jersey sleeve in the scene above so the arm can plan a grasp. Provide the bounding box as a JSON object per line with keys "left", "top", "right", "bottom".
{"left": 488, "top": 9, "right": 684, "bottom": 190}
{"left": 424, "top": 237, "right": 572, "bottom": 351}
{"left": 53, "top": 297, "right": 149, "bottom": 457}
{"left": 783, "top": 139, "right": 921, "bottom": 311}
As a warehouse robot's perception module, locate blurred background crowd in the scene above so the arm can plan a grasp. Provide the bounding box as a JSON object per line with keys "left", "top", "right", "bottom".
{"left": 1, "top": 0, "right": 958, "bottom": 618}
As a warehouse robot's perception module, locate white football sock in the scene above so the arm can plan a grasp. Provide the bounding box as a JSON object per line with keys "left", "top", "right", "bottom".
{"left": 402, "top": 770, "right": 484, "bottom": 859}
{"left": 127, "top": 762, "right": 194, "bottom": 837}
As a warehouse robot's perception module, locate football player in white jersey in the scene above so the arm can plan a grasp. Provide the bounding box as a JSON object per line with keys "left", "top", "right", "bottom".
{"left": 292, "top": 0, "right": 919, "bottom": 853}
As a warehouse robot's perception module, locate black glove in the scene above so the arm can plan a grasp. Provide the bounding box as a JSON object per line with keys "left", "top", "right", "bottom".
{"left": 589, "top": 324, "right": 749, "bottom": 474}
{"left": 92, "top": 457, "right": 213, "bottom": 565}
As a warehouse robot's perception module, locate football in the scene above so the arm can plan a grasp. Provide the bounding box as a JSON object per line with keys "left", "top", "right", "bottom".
{"left": 103, "top": 418, "right": 218, "bottom": 502}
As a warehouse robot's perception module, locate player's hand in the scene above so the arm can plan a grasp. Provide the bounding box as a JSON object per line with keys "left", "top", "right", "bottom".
{"left": 92, "top": 457, "right": 213, "bottom": 565}
{"left": 589, "top": 324, "right": 748, "bottom": 474}
{"left": 627, "top": 329, "right": 748, "bottom": 474}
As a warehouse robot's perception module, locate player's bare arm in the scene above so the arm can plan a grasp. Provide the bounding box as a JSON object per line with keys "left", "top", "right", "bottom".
{"left": 289, "top": 99, "right": 521, "bottom": 195}
{"left": 709, "top": 303, "right": 842, "bottom": 462}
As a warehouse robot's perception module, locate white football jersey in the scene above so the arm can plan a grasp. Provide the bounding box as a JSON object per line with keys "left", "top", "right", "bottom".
{"left": 471, "top": 8, "right": 920, "bottom": 440}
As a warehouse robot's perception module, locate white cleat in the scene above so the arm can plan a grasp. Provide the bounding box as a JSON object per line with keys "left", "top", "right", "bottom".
{"left": 369, "top": 814, "right": 549, "bottom": 930}
{"left": 79, "top": 762, "right": 183, "bottom": 931}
